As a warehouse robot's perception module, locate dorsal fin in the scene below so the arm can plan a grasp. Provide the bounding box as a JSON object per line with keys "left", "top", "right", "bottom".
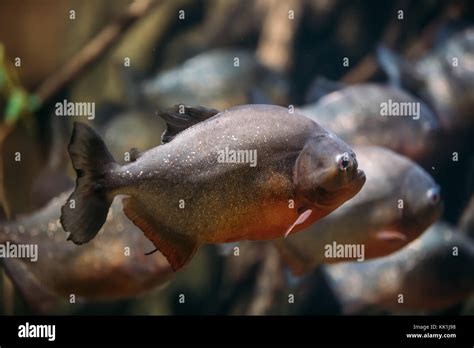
{"left": 305, "top": 76, "right": 346, "bottom": 103}
{"left": 157, "top": 105, "right": 220, "bottom": 143}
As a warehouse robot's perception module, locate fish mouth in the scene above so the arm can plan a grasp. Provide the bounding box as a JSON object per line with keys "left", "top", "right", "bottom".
{"left": 336, "top": 151, "right": 365, "bottom": 188}
{"left": 345, "top": 168, "right": 366, "bottom": 197}
{"left": 340, "top": 167, "right": 365, "bottom": 190}
{"left": 352, "top": 169, "right": 366, "bottom": 184}
{"left": 309, "top": 168, "right": 366, "bottom": 209}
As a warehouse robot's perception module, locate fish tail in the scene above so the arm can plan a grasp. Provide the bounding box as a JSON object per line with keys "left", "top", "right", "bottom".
{"left": 60, "top": 122, "right": 117, "bottom": 245}
{"left": 376, "top": 45, "right": 425, "bottom": 93}
{"left": 376, "top": 45, "right": 402, "bottom": 87}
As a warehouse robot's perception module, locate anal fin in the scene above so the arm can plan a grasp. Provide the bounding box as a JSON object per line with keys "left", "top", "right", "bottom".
{"left": 122, "top": 197, "right": 198, "bottom": 271}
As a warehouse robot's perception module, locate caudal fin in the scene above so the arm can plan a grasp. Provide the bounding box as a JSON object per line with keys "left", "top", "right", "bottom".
{"left": 60, "top": 122, "right": 116, "bottom": 244}
{"left": 305, "top": 76, "right": 345, "bottom": 104}
{"left": 376, "top": 45, "right": 425, "bottom": 93}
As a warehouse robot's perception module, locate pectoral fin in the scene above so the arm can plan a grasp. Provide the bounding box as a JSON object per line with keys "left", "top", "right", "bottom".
{"left": 376, "top": 230, "right": 407, "bottom": 242}
{"left": 122, "top": 197, "right": 198, "bottom": 271}
{"left": 284, "top": 209, "right": 312, "bottom": 238}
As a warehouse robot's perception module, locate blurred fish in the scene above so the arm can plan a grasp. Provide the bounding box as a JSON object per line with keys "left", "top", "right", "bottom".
{"left": 30, "top": 117, "right": 73, "bottom": 209}
{"left": 61, "top": 104, "right": 366, "bottom": 271}
{"left": 378, "top": 28, "right": 474, "bottom": 133}
{"left": 321, "top": 222, "right": 474, "bottom": 313}
{"left": 275, "top": 146, "right": 443, "bottom": 276}
{"left": 0, "top": 191, "right": 173, "bottom": 313}
{"left": 299, "top": 83, "right": 440, "bottom": 163}
{"left": 459, "top": 195, "right": 474, "bottom": 239}
{"left": 139, "top": 49, "right": 289, "bottom": 110}
{"left": 101, "top": 109, "right": 166, "bottom": 164}
{"left": 216, "top": 240, "right": 282, "bottom": 315}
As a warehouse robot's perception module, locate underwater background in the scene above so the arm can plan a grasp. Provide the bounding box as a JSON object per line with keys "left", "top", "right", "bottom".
{"left": 0, "top": 0, "right": 473, "bottom": 315}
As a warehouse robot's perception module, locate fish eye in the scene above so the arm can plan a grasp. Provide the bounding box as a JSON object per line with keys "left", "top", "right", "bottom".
{"left": 426, "top": 186, "right": 441, "bottom": 204}
{"left": 337, "top": 152, "right": 351, "bottom": 171}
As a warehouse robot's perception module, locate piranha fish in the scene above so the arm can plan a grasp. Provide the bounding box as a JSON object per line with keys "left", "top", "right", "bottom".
{"left": 299, "top": 82, "right": 440, "bottom": 163}
{"left": 275, "top": 145, "right": 443, "bottom": 276}
{"left": 377, "top": 28, "right": 474, "bottom": 134}
{"left": 320, "top": 222, "right": 474, "bottom": 313}
{"left": 60, "top": 104, "right": 366, "bottom": 271}
{"left": 139, "top": 49, "right": 289, "bottom": 110}
{"left": 0, "top": 191, "right": 173, "bottom": 313}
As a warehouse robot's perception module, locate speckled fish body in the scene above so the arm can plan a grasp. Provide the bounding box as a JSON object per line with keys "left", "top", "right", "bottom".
{"left": 0, "top": 191, "right": 172, "bottom": 311}
{"left": 61, "top": 104, "right": 366, "bottom": 271}
{"left": 299, "top": 84, "right": 440, "bottom": 162}
{"left": 323, "top": 222, "right": 474, "bottom": 313}
{"left": 275, "top": 146, "right": 442, "bottom": 276}
{"left": 141, "top": 49, "right": 289, "bottom": 109}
